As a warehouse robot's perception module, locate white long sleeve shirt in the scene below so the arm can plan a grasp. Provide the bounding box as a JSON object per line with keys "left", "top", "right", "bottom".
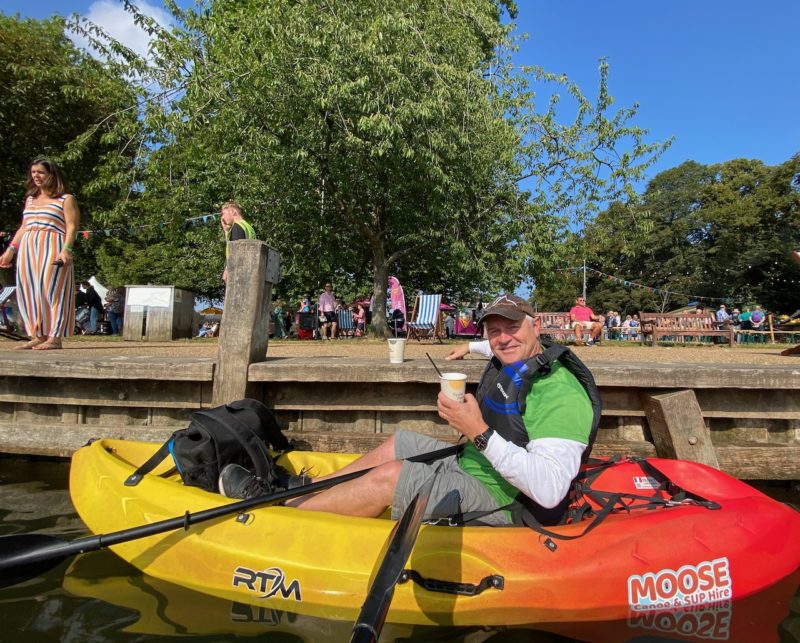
{"left": 465, "top": 339, "right": 587, "bottom": 508}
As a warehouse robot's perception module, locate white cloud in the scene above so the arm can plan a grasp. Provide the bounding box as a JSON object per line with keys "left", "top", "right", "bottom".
{"left": 71, "top": 0, "right": 172, "bottom": 59}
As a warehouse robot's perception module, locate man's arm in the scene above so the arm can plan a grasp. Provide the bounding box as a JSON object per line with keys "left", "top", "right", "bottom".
{"left": 445, "top": 339, "right": 492, "bottom": 360}
{"left": 481, "top": 435, "right": 585, "bottom": 508}
{"left": 437, "top": 393, "right": 585, "bottom": 508}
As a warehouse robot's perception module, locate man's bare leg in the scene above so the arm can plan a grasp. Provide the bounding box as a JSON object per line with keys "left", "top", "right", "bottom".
{"left": 310, "top": 433, "right": 398, "bottom": 482}
{"left": 286, "top": 460, "right": 403, "bottom": 517}
{"left": 283, "top": 434, "right": 400, "bottom": 515}
{"left": 573, "top": 324, "right": 584, "bottom": 344}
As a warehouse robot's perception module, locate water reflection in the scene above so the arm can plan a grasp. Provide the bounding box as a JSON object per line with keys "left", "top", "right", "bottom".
{"left": 20, "top": 549, "right": 799, "bottom": 642}
{"left": 1, "top": 458, "right": 799, "bottom": 642}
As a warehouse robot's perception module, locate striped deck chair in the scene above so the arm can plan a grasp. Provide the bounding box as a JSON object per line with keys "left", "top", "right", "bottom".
{"left": 337, "top": 308, "right": 355, "bottom": 338}
{"left": 407, "top": 293, "right": 444, "bottom": 342}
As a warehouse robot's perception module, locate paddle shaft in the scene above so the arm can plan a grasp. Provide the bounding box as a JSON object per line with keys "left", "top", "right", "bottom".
{"left": 351, "top": 471, "right": 436, "bottom": 643}
{"left": 0, "top": 444, "right": 459, "bottom": 581}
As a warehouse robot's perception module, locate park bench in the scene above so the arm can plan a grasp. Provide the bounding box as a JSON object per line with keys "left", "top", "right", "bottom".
{"left": 638, "top": 312, "right": 734, "bottom": 347}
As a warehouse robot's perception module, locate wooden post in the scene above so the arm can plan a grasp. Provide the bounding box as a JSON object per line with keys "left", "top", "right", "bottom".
{"left": 212, "top": 241, "right": 280, "bottom": 406}
{"left": 640, "top": 389, "right": 720, "bottom": 469}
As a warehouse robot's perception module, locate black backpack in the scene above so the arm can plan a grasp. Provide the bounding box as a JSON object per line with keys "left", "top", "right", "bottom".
{"left": 125, "top": 399, "right": 291, "bottom": 493}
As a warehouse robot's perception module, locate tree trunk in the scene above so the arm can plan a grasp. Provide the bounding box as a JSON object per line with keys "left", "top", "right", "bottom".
{"left": 369, "top": 240, "right": 390, "bottom": 338}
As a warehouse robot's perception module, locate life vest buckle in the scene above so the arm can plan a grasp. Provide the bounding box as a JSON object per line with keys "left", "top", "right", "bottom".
{"left": 533, "top": 353, "right": 552, "bottom": 373}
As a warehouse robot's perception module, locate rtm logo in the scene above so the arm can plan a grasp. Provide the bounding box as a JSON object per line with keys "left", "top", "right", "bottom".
{"left": 232, "top": 566, "right": 302, "bottom": 601}
{"left": 496, "top": 382, "right": 509, "bottom": 399}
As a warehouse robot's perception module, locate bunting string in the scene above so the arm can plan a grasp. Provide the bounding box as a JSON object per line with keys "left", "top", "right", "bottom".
{"left": 566, "top": 266, "right": 733, "bottom": 304}
{"left": 0, "top": 213, "right": 219, "bottom": 239}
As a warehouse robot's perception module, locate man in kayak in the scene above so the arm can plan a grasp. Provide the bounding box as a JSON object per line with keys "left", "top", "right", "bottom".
{"left": 220, "top": 294, "right": 598, "bottom": 526}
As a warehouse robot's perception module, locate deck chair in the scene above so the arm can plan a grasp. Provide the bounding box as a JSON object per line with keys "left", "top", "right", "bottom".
{"left": 407, "top": 293, "right": 444, "bottom": 342}
{"left": 337, "top": 308, "right": 355, "bottom": 338}
{"left": 0, "top": 286, "right": 25, "bottom": 340}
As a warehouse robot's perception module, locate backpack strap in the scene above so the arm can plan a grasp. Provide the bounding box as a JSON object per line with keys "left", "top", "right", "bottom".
{"left": 124, "top": 433, "right": 178, "bottom": 486}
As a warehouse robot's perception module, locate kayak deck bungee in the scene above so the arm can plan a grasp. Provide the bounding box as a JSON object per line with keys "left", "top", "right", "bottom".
{"left": 69, "top": 439, "right": 800, "bottom": 626}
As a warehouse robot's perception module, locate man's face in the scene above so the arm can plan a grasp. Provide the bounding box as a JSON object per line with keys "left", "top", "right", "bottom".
{"left": 220, "top": 207, "right": 236, "bottom": 232}
{"left": 484, "top": 315, "right": 540, "bottom": 365}
{"left": 576, "top": 297, "right": 586, "bottom": 306}
{"left": 324, "top": 283, "right": 332, "bottom": 292}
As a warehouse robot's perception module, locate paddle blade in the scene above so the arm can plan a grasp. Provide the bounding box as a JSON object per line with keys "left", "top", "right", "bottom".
{"left": 0, "top": 533, "right": 73, "bottom": 588}
{"left": 351, "top": 474, "right": 435, "bottom": 643}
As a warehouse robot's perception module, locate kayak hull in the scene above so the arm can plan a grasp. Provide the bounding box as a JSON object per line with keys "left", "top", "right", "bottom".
{"left": 69, "top": 439, "right": 800, "bottom": 626}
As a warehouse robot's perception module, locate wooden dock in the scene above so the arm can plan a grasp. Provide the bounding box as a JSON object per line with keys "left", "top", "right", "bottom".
{"left": 0, "top": 351, "right": 798, "bottom": 480}
{"left": 2, "top": 241, "right": 798, "bottom": 481}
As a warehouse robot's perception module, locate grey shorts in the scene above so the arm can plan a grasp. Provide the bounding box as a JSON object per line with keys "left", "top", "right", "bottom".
{"left": 392, "top": 432, "right": 511, "bottom": 526}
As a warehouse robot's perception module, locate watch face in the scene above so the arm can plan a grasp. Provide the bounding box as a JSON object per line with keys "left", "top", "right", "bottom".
{"left": 474, "top": 433, "right": 488, "bottom": 452}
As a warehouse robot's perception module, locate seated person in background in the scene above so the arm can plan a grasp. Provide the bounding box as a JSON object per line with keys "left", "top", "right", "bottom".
{"left": 750, "top": 305, "right": 766, "bottom": 343}
{"left": 715, "top": 304, "right": 731, "bottom": 330}
{"left": 629, "top": 314, "right": 640, "bottom": 340}
{"left": 621, "top": 315, "right": 633, "bottom": 339}
{"left": 219, "top": 294, "right": 599, "bottom": 527}
{"left": 569, "top": 295, "right": 603, "bottom": 346}
{"left": 390, "top": 307, "right": 405, "bottom": 336}
{"left": 197, "top": 321, "right": 213, "bottom": 337}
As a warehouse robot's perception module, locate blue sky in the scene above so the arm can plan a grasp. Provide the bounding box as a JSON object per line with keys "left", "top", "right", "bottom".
{"left": 3, "top": 0, "right": 798, "bottom": 184}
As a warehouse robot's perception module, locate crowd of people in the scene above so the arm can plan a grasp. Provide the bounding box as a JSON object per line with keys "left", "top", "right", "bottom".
{"left": 0, "top": 159, "right": 784, "bottom": 350}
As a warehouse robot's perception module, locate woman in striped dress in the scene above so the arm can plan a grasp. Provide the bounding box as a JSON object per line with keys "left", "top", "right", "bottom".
{"left": 0, "top": 158, "right": 79, "bottom": 349}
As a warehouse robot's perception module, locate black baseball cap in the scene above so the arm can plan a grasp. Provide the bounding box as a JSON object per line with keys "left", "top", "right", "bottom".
{"left": 478, "top": 294, "right": 536, "bottom": 326}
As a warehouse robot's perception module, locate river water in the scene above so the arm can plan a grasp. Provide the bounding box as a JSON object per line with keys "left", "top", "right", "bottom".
{"left": 1, "top": 456, "right": 798, "bottom": 642}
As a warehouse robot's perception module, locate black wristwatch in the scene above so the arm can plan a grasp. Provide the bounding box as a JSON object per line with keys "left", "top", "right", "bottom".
{"left": 473, "top": 428, "right": 495, "bottom": 452}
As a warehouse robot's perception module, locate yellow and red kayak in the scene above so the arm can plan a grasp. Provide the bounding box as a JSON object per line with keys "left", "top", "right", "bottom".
{"left": 69, "top": 439, "right": 800, "bottom": 626}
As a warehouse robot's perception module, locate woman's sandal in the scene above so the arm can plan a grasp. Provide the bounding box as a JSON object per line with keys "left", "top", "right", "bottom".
{"left": 32, "top": 341, "right": 62, "bottom": 351}
{"left": 14, "top": 338, "right": 45, "bottom": 350}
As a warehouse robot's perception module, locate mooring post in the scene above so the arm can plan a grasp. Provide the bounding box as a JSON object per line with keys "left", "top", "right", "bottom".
{"left": 212, "top": 240, "right": 280, "bottom": 406}
{"left": 640, "top": 389, "right": 720, "bottom": 468}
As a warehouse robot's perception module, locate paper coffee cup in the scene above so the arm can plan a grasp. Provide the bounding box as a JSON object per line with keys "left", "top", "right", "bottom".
{"left": 388, "top": 338, "right": 406, "bottom": 364}
{"left": 439, "top": 372, "right": 467, "bottom": 402}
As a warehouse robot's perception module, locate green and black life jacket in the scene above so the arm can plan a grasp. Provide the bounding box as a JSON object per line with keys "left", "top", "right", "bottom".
{"left": 469, "top": 339, "right": 602, "bottom": 525}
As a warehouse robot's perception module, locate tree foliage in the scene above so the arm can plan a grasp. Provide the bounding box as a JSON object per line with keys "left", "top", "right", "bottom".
{"left": 0, "top": 14, "right": 139, "bottom": 282}
{"left": 558, "top": 155, "right": 800, "bottom": 315}
{"left": 69, "top": 2, "right": 665, "bottom": 334}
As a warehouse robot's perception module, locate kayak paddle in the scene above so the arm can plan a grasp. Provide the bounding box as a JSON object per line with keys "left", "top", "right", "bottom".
{"left": 0, "top": 445, "right": 458, "bottom": 589}
{"left": 351, "top": 470, "right": 436, "bottom": 643}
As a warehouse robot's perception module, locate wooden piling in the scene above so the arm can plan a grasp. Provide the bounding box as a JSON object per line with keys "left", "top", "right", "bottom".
{"left": 640, "top": 389, "right": 720, "bottom": 468}
{"left": 212, "top": 240, "right": 280, "bottom": 406}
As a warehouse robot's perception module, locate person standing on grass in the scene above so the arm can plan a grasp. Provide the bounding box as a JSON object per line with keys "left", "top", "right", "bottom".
{"left": 0, "top": 158, "right": 78, "bottom": 350}
{"left": 318, "top": 281, "right": 337, "bottom": 340}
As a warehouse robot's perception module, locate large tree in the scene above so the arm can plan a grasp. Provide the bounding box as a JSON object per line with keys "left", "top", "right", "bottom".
{"left": 86, "top": 1, "right": 666, "bottom": 333}
{"left": 575, "top": 155, "right": 800, "bottom": 315}
{"left": 0, "top": 14, "right": 139, "bottom": 281}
